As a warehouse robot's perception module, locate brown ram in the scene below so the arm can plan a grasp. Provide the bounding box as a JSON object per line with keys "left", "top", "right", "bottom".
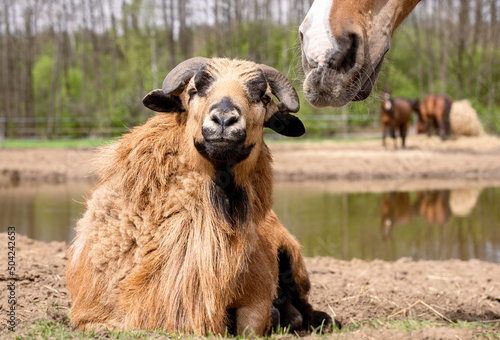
{"left": 66, "top": 57, "right": 337, "bottom": 336}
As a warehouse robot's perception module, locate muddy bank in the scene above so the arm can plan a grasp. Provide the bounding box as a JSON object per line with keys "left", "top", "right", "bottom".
{"left": 270, "top": 135, "right": 500, "bottom": 182}
{"left": 0, "top": 233, "right": 499, "bottom": 339}
{"left": 1, "top": 135, "right": 500, "bottom": 187}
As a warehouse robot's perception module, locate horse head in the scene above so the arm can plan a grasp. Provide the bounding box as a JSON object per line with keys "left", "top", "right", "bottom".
{"left": 382, "top": 89, "right": 393, "bottom": 112}
{"left": 300, "top": 0, "right": 421, "bottom": 108}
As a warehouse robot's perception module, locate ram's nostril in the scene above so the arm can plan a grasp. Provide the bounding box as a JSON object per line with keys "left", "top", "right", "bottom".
{"left": 211, "top": 114, "right": 223, "bottom": 125}
{"left": 224, "top": 115, "right": 238, "bottom": 127}
{"left": 210, "top": 113, "right": 239, "bottom": 129}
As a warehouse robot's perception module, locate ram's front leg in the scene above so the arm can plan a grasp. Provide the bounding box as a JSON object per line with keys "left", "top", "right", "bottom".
{"left": 235, "top": 300, "right": 272, "bottom": 337}
{"left": 266, "top": 211, "right": 341, "bottom": 332}
{"left": 233, "top": 248, "right": 277, "bottom": 337}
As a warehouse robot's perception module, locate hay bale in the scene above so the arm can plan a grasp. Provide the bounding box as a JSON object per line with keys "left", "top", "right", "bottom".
{"left": 450, "top": 100, "right": 486, "bottom": 136}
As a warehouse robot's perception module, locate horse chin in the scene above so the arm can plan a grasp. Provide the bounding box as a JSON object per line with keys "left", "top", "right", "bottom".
{"left": 353, "top": 58, "right": 385, "bottom": 102}
{"left": 302, "top": 55, "right": 386, "bottom": 108}
{"left": 303, "top": 68, "right": 358, "bottom": 108}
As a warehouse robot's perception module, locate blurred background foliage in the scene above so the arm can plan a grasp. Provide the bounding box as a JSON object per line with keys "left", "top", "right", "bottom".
{"left": 0, "top": 0, "right": 499, "bottom": 139}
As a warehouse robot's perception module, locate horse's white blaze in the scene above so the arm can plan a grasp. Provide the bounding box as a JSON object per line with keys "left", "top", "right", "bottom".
{"left": 299, "top": 0, "right": 337, "bottom": 66}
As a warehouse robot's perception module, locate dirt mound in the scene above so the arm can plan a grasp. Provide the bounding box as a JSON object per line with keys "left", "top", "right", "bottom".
{"left": 0, "top": 233, "right": 70, "bottom": 331}
{"left": 306, "top": 257, "right": 500, "bottom": 324}
{"left": 1, "top": 233, "right": 499, "bottom": 339}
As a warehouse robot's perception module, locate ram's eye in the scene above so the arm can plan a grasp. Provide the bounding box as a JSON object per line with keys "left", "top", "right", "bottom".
{"left": 262, "top": 95, "right": 271, "bottom": 105}
{"left": 188, "top": 88, "right": 197, "bottom": 100}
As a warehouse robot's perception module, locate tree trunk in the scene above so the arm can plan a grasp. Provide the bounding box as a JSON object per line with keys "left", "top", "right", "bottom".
{"left": 1, "top": 0, "right": 12, "bottom": 136}
{"left": 23, "top": 7, "right": 35, "bottom": 137}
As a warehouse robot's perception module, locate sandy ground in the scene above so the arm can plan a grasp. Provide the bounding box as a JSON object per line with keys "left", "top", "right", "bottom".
{"left": 0, "top": 234, "right": 498, "bottom": 339}
{"left": 270, "top": 134, "right": 500, "bottom": 183}
{"left": 1, "top": 135, "right": 500, "bottom": 189}
{"left": 0, "top": 135, "right": 500, "bottom": 338}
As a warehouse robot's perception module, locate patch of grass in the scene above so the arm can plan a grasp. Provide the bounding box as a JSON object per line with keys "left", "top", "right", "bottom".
{"left": 8, "top": 320, "right": 183, "bottom": 340}
{"left": 0, "top": 136, "right": 377, "bottom": 149}
{"left": 11, "top": 319, "right": 81, "bottom": 339}
{"left": 0, "top": 138, "right": 115, "bottom": 149}
{"left": 338, "top": 317, "right": 500, "bottom": 337}
{"left": 4, "top": 318, "right": 498, "bottom": 339}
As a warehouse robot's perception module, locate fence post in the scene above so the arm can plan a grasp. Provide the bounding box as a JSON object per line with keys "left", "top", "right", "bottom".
{"left": 341, "top": 106, "right": 348, "bottom": 138}
{"left": 0, "top": 117, "right": 5, "bottom": 146}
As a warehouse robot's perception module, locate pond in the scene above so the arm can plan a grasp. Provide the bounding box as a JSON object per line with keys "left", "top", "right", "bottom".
{"left": 274, "top": 183, "right": 500, "bottom": 262}
{"left": 1, "top": 182, "right": 499, "bottom": 262}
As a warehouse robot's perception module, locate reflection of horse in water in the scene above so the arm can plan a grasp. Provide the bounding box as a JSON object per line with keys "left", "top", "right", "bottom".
{"left": 417, "top": 94, "right": 453, "bottom": 140}
{"left": 380, "top": 188, "right": 482, "bottom": 237}
{"left": 380, "top": 192, "right": 412, "bottom": 237}
{"left": 414, "top": 190, "right": 451, "bottom": 225}
{"left": 380, "top": 89, "right": 420, "bottom": 149}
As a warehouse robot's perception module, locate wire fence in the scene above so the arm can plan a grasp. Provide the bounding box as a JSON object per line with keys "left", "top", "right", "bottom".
{"left": 0, "top": 115, "right": 383, "bottom": 142}
{"left": 0, "top": 117, "right": 130, "bottom": 140}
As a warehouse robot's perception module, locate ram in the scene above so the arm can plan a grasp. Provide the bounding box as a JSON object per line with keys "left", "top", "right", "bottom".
{"left": 66, "top": 57, "right": 336, "bottom": 336}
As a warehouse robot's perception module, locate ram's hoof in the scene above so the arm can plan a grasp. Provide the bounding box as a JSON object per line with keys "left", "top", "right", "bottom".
{"left": 308, "top": 310, "right": 341, "bottom": 332}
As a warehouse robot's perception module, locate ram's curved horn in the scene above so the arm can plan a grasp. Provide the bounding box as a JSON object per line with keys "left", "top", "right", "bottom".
{"left": 259, "top": 64, "right": 300, "bottom": 113}
{"left": 162, "top": 57, "right": 211, "bottom": 95}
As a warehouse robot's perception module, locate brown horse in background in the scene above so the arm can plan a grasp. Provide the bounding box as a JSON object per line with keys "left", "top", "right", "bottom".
{"left": 380, "top": 89, "right": 420, "bottom": 149}
{"left": 418, "top": 94, "right": 453, "bottom": 140}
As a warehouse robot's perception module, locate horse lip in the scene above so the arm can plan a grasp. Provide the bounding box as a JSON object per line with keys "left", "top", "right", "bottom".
{"left": 303, "top": 47, "right": 388, "bottom": 107}
{"left": 353, "top": 56, "right": 385, "bottom": 102}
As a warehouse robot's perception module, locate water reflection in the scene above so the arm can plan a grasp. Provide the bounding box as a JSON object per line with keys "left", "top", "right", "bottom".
{"left": 382, "top": 188, "right": 485, "bottom": 237}
{"left": 273, "top": 184, "right": 500, "bottom": 262}
{"left": 382, "top": 190, "right": 453, "bottom": 237}
{"left": 0, "top": 183, "right": 90, "bottom": 242}
{"left": 381, "top": 192, "right": 412, "bottom": 237}
{"left": 0, "top": 182, "right": 499, "bottom": 262}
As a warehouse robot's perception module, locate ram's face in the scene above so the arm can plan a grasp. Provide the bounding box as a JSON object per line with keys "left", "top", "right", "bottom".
{"left": 183, "top": 63, "right": 273, "bottom": 164}
{"left": 142, "top": 57, "right": 305, "bottom": 169}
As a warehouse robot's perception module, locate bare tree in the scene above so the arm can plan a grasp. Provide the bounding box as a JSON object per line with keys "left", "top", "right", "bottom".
{"left": 1, "top": 0, "right": 12, "bottom": 134}
{"left": 23, "top": 6, "right": 36, "bottom": 137}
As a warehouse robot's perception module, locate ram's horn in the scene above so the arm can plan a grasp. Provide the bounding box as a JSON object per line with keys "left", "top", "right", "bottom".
{"left": 162, "top": 57, "right": 211, "bottom": 95}
{"left": 259, "top": 64, "right": 300, "bottom": 113}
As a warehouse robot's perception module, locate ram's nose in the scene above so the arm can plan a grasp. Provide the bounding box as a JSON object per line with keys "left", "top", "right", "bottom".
{"left": 202, "top": 97, "right": 246, "bottom": 143}
{"left": 210, "top": 111, "right": 239, "bottom": 131}
{"left": 206, "top": 97, "right": 243, "bottom": 132}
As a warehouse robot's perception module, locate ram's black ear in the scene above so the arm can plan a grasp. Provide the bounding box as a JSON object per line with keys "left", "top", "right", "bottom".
{"left": 265, "top": 112, "right": 305, "bottom": 137}
{"left": 142, "top": 89, "right": 184, "bottom": 113}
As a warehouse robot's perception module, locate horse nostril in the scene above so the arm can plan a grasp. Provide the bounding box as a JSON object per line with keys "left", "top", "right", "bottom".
{"left": 326, "top": 33, "right": 360, "bottom": 73}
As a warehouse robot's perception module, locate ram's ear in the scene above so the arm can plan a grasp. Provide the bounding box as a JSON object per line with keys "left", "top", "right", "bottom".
{"left": 259, "top": 64, "right": 305, "bottom": 137}
{"left": 142, "top": 89, "right": 184, "bottom": 113}
{"left": 264, "top": 111, "right": 305, "bottom": 137}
